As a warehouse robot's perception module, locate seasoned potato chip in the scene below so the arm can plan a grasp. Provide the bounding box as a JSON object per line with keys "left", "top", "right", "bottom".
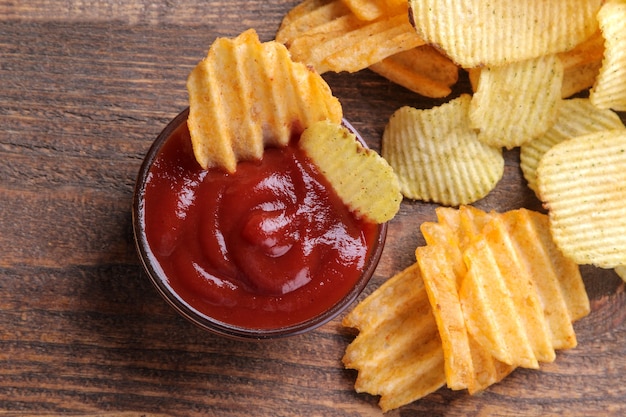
{"left": 288, "top": 12, "right": 424, "bottom": 73}
{"left": 537, "top": 130, "right": 626, "bottom": 268}
{"left": 342, "top": 263, "right": 446, "bottom": 413}
{"left": 276, "top": 0, "right": 351, "bottom": 46}
{"left": 187, "top": 29, "right": 342, "bottom": 172}
{"left": 382, "top": 95, "right": 504, "bottom": 206}
{"left": 299, "top": 120, "right": 401, "bottom": 223}
{"left": 589, "top": 0, "right": 626, "bottom": 111}
{"left": 559, "top": 30, "right": 605, "bottom": 98}
{"left": 520, "top": 98, "right": 625, "bottom": 196}
{"left": 416, "top": 244, "right": 474, "bottom": 391}
{"left": 369, "top": 45, "right": 459, "bottom": 98}
{"left": 469, "top": 54, "right": 564, "bottom": 149}
{"left": 461, "top": 237, "right": 539, "bottom": 369}
{"left": 408, "top": 0, "right": 602, "bottom": 68}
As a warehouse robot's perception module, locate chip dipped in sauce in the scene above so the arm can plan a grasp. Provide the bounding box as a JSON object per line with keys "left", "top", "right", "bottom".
{"left": 134, "top": 110, "right": 385, "bottom": 338}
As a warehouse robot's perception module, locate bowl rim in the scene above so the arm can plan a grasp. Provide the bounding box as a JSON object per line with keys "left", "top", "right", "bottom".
{"left": 132, "top": 108, "right": 388, "bottom": 340}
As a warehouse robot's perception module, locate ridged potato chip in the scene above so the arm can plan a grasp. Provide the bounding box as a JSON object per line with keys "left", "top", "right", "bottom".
{"left": 277, "top": 0, "right": 423, "bottom": 74}
{"left": 408, "top": 0, "right": 602, "bottom": 68}
{"left": 343, "top": 206, "right": 589, "bottom": 411}
{"left": 589, "top": 0, "right": 626, "bottom": 111}
{"left": 187, "top": 29, "right": 342, "bottom": 172}
{"left": 382, "top": 95, "right": 504, "bottom": 206}
{"left": 299, "top": 120, "right": 401, "bottom": 223}
{"left": 369, "top": 45, "right": 459, "bottom": 98}
{"left": 469, "top": 54, "right": 564, "bottom": 149}
{"left": 520, "top": 98, "right": 625, "bottom": 196}
{"left": 342, "top": 263, "right": 446, "bottom": 413}
{"left": 537, "top": 130, "right": 626, "bottom": 268}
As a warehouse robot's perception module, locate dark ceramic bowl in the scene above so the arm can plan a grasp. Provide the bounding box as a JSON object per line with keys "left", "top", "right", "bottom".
{"left": 132, "top": 109, "right": 387, "bottom": 340}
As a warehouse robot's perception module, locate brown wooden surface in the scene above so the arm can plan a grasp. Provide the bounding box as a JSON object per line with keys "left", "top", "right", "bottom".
{"left": 1, "top": 1, "right": 625, "bottom": 416}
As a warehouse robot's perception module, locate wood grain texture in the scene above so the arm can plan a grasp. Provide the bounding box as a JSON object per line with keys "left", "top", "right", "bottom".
{"left": 1, "top": 1, "right": 625, "bottom": 415}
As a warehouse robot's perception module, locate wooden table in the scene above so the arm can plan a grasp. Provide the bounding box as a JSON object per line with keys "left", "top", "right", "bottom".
{"left": 2, "top": 1, "right": 625, "bottom": 415}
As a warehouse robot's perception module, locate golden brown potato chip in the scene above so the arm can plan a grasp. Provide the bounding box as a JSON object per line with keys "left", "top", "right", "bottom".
{"left": 342, "top": 0, "right": 406, "bottom": 21}
{"left": 382, "top": 95, "right": 504, "bottom": 206}
{"left": 416, "top": 244, "right": 474, "bottom": 391}
{"left": 479, "top": 216, "right": 556, "bottom": 364}
{"left": 469, "top": 54, "right": 564, "bottom": 149}
{"left": 298, "top": 120, "right": 402, "bottom": 223}
{"left": 408, "top": 0, "right": 602, "bottom": 68}
{"left": 537, "top": 130, "right": 626, "bottom": 268}
{"left": 500, "top": 209, "right": 584, "bottom": 349}
{"left": 520, "top": 98, "right": 625, "bottom": 196}
{"left": 187, "top": 29, "right": 342, "bottom": 172}
{"left": 559, "top": 30, "right": 605, "bottom": 98}
{"left": 460, "top": 236, "right": 539, "bottom": 369}
{"left": 589, "top": 0, "right": 626, "bottom": 110}
{"left": 276, "top": 0, "right": 351, "bottom": 46}
{"left": 342, "top": 263, "right": 446, "bottom": 412}
{"left": 287, "top": 11, "right": 424, "bottom": 73}
{"left": 369, "top": 45, "right": 459, "bottom": 98}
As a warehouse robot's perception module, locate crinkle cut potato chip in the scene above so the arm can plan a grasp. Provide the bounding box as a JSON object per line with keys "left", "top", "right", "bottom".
{"left": 369, "top": 45, "right": 459, "bottom": 98}
{"left": 537, "top": 130, "right": 626, "bottom": 268}
{"left": 277, "top": 0, "right": 424, "bottom": 74}
{"left": 382, "top": 94, "right": 504, "bottom": 206}
{"left": 520, "top": 98, "right": 625, "bottom": 196}
{"left": 298, "top": 120, "right": 402, "bottom": 223}
{"left": 187, "top": 28, "right": 342, "bottom": 172}
{"left": 344, "top": 205, "right": 589, "bottom": 411}
{"left": 589, "top": 0, "right": 626, "bottom": 111}
{"left": 342, "top": 263, "right": 446, "bottom": 413}
{"left": 469, "top": 54, "right": 564, "bottom": 149}
{"left": 408, "top": 0, "right": 602, "bottom": 68}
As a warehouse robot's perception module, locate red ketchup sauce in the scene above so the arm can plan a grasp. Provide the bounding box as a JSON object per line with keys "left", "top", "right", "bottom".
{"left": 140, "top": 120, "right": 380, "bottom": 330}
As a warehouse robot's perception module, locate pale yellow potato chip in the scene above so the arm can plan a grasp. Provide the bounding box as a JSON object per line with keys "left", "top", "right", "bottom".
{"left": 559, "top": 30, "right": 605, "bottom": 98}
{"left": 520, "top": 98, "right": 625, "bottom": 196}
{"left": 408, "top": 0, "right": 602, "bottom": 68}
{"left": 299, "top": 120, "right": 401, "bottom": 223}
{"left": 288, "top": 12, "right": 424, "bottom": 73}
{"left": 537, "top": 130, "right": 626, "bottom": 268}
{"left": 382, "top": 95, "right": 504, "bottom": 206}
{"left": 460, "top": 236, "right": 539, "bottom": 369}
{"left": 187, "top": 29, "right": 342, "bottom": 172}
{"left": 369, "top": 45, "right": 459, "bottom": 98}
{"left": 469, "top": 54, "right": 564, "bottom": 149}
{"left": 342, "top": 263, "right": 446, "bottom": 412}
{"left": 590, "top": 0, "right": 626, "bottom": 111}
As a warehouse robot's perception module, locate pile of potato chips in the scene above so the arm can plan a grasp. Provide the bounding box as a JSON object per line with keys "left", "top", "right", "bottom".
{"left": 343, "top": 206, "right": 590, "bottom": 412}
{"left": 273, "top": 0, "right": 626, "bottom": 411}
